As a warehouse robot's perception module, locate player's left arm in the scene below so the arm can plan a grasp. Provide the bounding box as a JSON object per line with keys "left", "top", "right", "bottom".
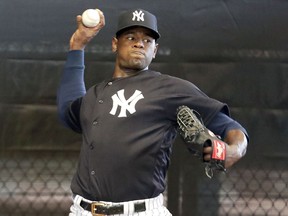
{"left": 221, "top": 129, "right": 247, "bottom": 168}
{"left": 205, "top": 112, "right": 248, "bottom": 169}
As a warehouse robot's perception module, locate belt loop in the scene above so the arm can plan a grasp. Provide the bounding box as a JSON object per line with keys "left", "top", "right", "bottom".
{"left": 74, "top": 195, "right": 83, "bottom": 205}
{"left": 124, "top": 201, "right": 133, "bottom": 215}
{"left": 156, "top": 194, "right": 162, "bottom": 208}
{"left": 130, "top": 201, "right": 135, "bottom": 215}
{"left": 145, "top": 198, "right": 151, "bottom": 211}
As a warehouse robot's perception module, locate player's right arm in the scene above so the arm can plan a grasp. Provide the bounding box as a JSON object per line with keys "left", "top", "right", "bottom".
{"left": 57, "top": 50, "right": 85, "bottom": 133}
{"left": 57, "top": 11, "right": 105, "bottom": 132}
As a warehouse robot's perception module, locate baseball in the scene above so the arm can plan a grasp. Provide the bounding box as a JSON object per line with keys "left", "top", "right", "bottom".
{"left": 81, "top": 9, "right": 100, "bottom": 27}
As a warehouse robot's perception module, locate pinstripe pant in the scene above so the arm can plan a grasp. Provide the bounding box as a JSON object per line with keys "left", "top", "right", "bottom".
{"left": 69, "top": 194, "right": 172, "bottom": 216}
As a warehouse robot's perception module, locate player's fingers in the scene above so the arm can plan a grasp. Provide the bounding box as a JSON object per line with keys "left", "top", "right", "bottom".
{"left": 203, "top": 146, "right": 212, "bottom": 161}
{"left": 96, "top": 9, "right": 103, "bottom": 15}
{"left": 96, "top": 9, "right": 105, "bottom": 26}
{"left": 203, "top": 146, "right": 212, "bottom": 154}
{"left": 76, "top": 15, "right": 83, "bottom": 28}
{"left": 203, "top": 153, "right": 211, "bottom": 162}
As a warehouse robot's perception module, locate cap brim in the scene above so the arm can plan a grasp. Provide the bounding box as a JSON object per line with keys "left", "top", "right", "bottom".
{"left": 116, "top": 25, "right": 160, "bottom": 39}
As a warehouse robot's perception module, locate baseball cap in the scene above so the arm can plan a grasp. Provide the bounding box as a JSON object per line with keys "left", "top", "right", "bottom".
{"left": 116, "top": 9, "right": 160, "bottom": 39}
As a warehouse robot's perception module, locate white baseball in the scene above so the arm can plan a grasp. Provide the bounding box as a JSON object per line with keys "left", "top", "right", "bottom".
{"left": 82, "top": 9, "right": 100, "bottom": 27}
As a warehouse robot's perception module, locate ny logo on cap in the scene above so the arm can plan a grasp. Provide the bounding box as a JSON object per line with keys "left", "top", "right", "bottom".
{"left": 132, "top": 10, "right": 145, "bottom": 22}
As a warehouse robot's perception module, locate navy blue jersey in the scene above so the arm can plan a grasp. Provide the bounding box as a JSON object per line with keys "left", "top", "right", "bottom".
{"left": 57, "top": 50, "right": 247, "bottom": 202}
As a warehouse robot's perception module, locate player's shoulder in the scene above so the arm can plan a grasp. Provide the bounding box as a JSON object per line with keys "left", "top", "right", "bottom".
{"left": 147, "top": 69, "right": 195, "bottom": 86}
{"left": 85, "top": 81, "right": 106, "bottom": 96}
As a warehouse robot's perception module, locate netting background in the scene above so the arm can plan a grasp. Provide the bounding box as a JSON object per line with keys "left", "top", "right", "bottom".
{"left": 0, "top": 151, "right": 76, "bottom": 216}
{"left": 1, "top": 150, "right": 287, "bottom": 216}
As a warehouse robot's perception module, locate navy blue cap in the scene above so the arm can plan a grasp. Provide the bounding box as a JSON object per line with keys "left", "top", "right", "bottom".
{"left": 116, "top": 9, "right": 160, "bottom": 39}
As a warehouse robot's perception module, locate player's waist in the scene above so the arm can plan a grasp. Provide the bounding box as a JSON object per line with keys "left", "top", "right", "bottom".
{"left": 74, "top": 193, "right": 164, "bottom": 215}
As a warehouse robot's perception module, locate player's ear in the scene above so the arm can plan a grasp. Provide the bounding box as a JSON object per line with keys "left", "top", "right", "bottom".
{"left": 152, "top": 43, "right": 159, "bottom": 58}
{"left": 112, "top": 37, "right": 118, "bottom": 53}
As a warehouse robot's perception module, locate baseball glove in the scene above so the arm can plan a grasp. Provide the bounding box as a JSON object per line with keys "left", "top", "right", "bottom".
{"left": 176, "top": 105, "right": 227, "bottom": 178}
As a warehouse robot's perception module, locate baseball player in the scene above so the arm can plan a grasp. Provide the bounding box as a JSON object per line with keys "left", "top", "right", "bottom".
{"left": 57, "top": 8, "right": 248, "bottom": 216}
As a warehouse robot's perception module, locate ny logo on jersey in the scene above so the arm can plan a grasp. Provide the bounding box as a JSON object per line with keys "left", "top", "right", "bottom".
{"left": 132, "top": 10, "right": 145, "bottom": 22}
{"left": 110, "top": 89, "right": 144, "bottom": 117}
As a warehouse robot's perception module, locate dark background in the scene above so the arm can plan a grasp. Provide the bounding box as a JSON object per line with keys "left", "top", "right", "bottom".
{"left": 1, "top": 0, "right": 288, "bottom": 215}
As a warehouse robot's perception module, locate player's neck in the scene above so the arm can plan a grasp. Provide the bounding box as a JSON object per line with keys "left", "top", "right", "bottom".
{"left": 112, "top": 66, "right": 148, "bottom": 78}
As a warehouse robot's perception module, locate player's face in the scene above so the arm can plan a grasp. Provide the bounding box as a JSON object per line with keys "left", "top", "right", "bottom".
{"left": 112, "top": 27, "right": 158, "bottom": 71}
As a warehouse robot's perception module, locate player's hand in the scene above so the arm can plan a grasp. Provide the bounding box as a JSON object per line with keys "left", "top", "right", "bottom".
{"left": 70, "top": 9, "right": 105, "bottom": 50}
{"left": 203, "top": 145, "right": 212, "bottom": 162}
{"left": 204, "top": 142, "right": 242, "bottom": 169}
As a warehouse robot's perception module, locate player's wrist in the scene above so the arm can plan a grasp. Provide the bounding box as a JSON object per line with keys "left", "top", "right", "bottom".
{"left": 70, "top": 44, "right": 85, "bottom": 50}
{"left": 69, "top": 32, "right": 91, "bottom": 50}
{"left": 69, "top": 39, "right": 87, "bottom": 50}
{"left": 225, "top": 144, "right": 242, "bottom": 168}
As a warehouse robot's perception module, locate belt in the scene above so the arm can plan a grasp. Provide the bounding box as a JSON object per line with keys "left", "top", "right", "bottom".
{"left": 80, "top": 200, "right": 146, "bottom": 215}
